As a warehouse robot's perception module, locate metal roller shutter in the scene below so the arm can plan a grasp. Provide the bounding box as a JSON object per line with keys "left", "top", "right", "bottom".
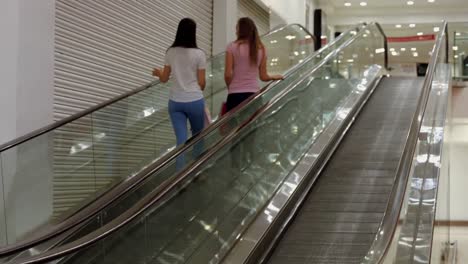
{"left": 54, "top": 0, "right": 213, "bottom": 121}
{"left": 238, "top": 0, "right": 270, "bottom": 35}
{"left": 52, "top": 0, "right": 213, "bottom": 218}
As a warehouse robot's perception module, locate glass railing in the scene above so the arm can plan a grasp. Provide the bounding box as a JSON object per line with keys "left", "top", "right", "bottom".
{"left": 12, "top": 22, "right": 387, "bottom": 264}
{"left": 0, "top": 24, "right": 316, "bottom": 252}
{"left": 363, "top": 22, "right": 451, "bottom": 264}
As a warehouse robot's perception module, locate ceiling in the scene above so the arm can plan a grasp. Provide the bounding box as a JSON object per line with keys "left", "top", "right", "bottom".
{"left": 321, "top": 0, "right": 468, "bottom": 9}
{"left": 319, "top": 0, "right": 468, "bottom": 26}
{"left": 318, "top": 0, "right": 468, "bottom": 64}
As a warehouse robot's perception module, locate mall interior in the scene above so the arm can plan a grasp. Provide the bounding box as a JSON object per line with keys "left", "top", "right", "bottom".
{"left": 0, "top": 0, "right": 467, "bottom": 263}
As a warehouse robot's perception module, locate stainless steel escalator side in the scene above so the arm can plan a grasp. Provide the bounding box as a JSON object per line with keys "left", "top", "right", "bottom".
{"left": 0, "top": 23, "right": 336, "bottom": 257}
{"left": 362, "top": 21, "right": 449, "bottom": 264}
{"left": 7, "top": 23, "right": 377, "bottom": 264}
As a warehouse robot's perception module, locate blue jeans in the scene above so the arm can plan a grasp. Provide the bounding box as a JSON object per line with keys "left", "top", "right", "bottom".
{"left": 168, "top": 99, "right": 205, "bottom": 170}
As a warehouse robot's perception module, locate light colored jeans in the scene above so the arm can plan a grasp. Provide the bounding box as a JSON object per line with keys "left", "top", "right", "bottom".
{"left": 168, "top": 98, "right": 205, "bottom": 170}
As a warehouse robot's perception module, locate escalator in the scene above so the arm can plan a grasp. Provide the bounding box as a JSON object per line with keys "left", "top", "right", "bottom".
{"left": 5, "top": 22, "right": 450, "bottom": 264}
{"left": 0, "top": 24, "right": 365, "bottom": 261}
{"left": 266, "top": 76, "right": 423, "bottom": 264}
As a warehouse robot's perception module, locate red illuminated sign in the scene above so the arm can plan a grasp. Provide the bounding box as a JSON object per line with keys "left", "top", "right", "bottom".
{"left": 388, "top": 34, "right": 436, "bottom": 43}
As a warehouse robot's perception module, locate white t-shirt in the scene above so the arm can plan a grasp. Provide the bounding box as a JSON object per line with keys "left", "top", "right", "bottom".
{"left": 164, "top": 47, "right": 206, "bottom": 102}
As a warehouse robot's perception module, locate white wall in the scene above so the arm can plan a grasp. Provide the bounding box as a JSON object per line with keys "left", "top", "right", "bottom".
{"left": 16, "top": 0, "right": 55, "bottom": 137}
{"left": 213, "top": 0, "right": 238, "bottom": 54}
{"left": 0, "top": 0, "right": 54, "bottom": 144}
{"left": 259, "top": 0, "right": 306, "bottom": 26}
{"left": 0, "top": 0, "right": 19, "bottom": 146}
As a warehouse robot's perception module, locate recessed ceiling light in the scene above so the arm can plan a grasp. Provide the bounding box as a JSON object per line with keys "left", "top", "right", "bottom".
{"left": 395, "top": 24, "right": 402, "bottom": 28}
{"left": 360, "top": 2, "right": 367, "bottom": 6}
{"left": 417, "top": 32, "right": 424, "bottom": 36}
{"left": 401, "top": 48, "right": 407, "bottom": 51}
{"left": 454, "top": 55, "right": 459, "bottom": 58}
{"left": 407, "top": 1, "right": 415, "bottom": 5}
{"left": 456, "top": 32, "right": 461, "bottom": 36}
{"left": 409, "top": 24, "right": 416, "bottom": 28}
{"left": 413, "top": 52, "right": 419, "bottom": 57}
{"left": 453, "top": 46, "right": 459, "bottom": 51}
{"left": 344, "top": 2, "right": 352, "bottom": 6}
{"left": 428, "top": 0, "right": 435, "bottom": 2}
{"left": 433, "top": 27, "right": 440, "bottom": 32}
{"left": 411, "top": 47, "right": 417, "bottom": 51}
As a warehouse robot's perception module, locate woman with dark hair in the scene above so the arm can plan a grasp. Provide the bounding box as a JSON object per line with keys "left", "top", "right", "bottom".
{"left": 153, "top": 18, "right": 206, "bottom": 156}
{"left": 224, "top": 17, "right": 283, "bottom": 112}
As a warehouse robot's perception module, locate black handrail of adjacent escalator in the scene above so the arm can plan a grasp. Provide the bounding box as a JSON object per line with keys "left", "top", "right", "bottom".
{"left": 362, "top": 22, "right": 448, "bottom": 264}
{"left": 0, "top": 24, "right": 364, "bottom": 257}
{"left": 0, "top": 23, "right": 306, "bottom": 153}
{"left": 374, "top": 23, "right": 389, "bottom": 70}
{"left": 13, "top": 22, "right": 375, "bottom": 264}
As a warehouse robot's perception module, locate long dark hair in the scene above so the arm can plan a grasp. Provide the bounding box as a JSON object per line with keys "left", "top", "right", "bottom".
{"left": 237, "top": 17, "right": 264, "bottom": 65}
{"left": 170, "top": 18, "right": 198, "bottom": 49}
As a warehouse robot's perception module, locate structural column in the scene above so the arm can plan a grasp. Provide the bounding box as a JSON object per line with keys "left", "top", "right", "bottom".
{"left": 213, "top": 0, "right": 238, "bottom": 54}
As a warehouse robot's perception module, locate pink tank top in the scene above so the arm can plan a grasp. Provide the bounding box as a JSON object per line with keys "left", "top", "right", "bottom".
{"left": 226, "top": 42, "right": 265, "bottom": 94}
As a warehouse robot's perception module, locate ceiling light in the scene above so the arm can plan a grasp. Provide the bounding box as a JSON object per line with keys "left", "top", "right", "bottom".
{"left": 433, "top": 27, "right": 440, "bottom": 32}
{"left": 401, "top": 48, "right": 407, "bottom": 51}
{"left": 409, "top": 24, "right": 416, "bottom": 28}
{"left": 391, "top": 51, "right": 400, "bottom": 56}
{"left": 454, "top": 55, "right": 459, "bottom": 58}
{"left": 428, "top": 0, "right": 435, "bottom": 2}
{"left": 390, "top": 48, "right": 396, "bottom": 52}
{"left": 407, "top": 1, "right": 414, "bottom": 5}
{"left": 456, "top": 32, "right": 461, "bottom": 36}
{"left": 413, "top": 52, "right": 419, "bottom": 57}
{"left": 360, "top": 2, "right": 367, "bottom": 6}
{"left": 453, "top": 46, "right": 459, "bottom": 51}
{"left": 417, "top": 32, "right": 424, "bottom": 36}
{"left": 344, "top": 2, "right": 352, "bottom": 6}
{"left": 396, "top": 24, "right": 402, "bottom": 28}
{"left": 411, "top": 47, "right": 417, "bottom": 51}
{"left": 375, "top": 48, "right": 385, "bottom": 54}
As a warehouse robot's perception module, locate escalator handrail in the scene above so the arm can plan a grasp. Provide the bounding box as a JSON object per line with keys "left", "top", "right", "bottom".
{"left": 0, "top": 23, "right": 305, "bottom": 153}
{"left": 373, "top": 23, "right": 389, "bottom": 70}
{"left": 12, "top": 23, "right": 372, "bottom": 264}
{"left": 362, "top": 21, "right": 448, "bottom": 264}
{"left": 0, "top": 24, "right": 362, "bottom": 257}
